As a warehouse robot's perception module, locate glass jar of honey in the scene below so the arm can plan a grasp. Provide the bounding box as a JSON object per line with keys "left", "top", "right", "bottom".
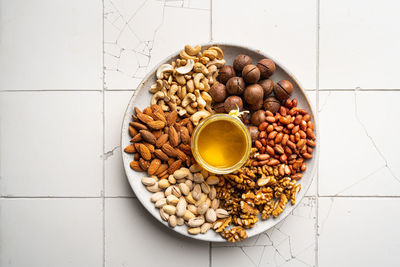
{"left": 191, "top": 114, "right": 252, "bottom": 174}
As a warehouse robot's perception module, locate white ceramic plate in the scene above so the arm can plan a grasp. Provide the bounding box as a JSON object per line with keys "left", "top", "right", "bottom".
{"left": 121, "top": 43, "right": 319, "bottom": 242}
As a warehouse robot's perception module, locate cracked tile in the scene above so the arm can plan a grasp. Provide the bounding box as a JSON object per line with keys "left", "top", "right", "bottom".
{"left": 104, "top": 91, "right": 135, "bottom": 197}
{"left": 212, "top": 0, "right": 317, "bottom": 90}
{"left": 0, "top": 0, "right": 102, "bottom": 90}
{"left": 319, "top": 91, "right": 400, "bottom": 196}
{"left": 318, "top": 197, "right": 400, "bottom": 267}
{"left": 212, "top": 197, "right": 316, "bottom": 267}
{"left": 0, "top": 92, "right": 103, "bottom": 196}
{"left": 104, "top": 0, "right": 210, "bottom": 89}
{"left": 0, "top": 198, "right": 102, "bottom": 267}
{"left": 320, "top": 0, "right": 400, "bottom": 89}
{"left": 105, "top": 198, "right": 209, "bottom": 267}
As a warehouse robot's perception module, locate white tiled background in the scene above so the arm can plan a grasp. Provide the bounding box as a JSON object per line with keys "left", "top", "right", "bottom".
{"left": 1, "top": 0, "right": 399, "bottom": 266}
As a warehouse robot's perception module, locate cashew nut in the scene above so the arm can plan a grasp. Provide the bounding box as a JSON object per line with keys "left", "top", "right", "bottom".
{"left": 190, "top": 101, "right": 198, "bottom": 108}
{"left": 199, "top": 56, "right": 210, "bottom": 65}
{"left": 177, "top": 59, "right": 187, "bottom": 67}
{"left": 180, "top": 50, "right": 197, "bottom": 61}
{"left": 203, "top": 50, "right": 218, "bottom": 60}
{"left": 201, "top": 77, "right": 210, "bottom": 91}
{"left": 201, "top": 91, "right": 212, "bottom": 104}
{"left": 176, "top": 106, "right": 187, "bottom": 117}
{"left": 176, "top": 59, "right": 194, "bottom": 75}
{"left": 168, "top": 84, "right": 179, "bottom": 98}
{"left": 184, "top": 45, "right": 202, "bottom": 56}
{"left": 156, "top": 64, "right": 174, "bottom": 79}
{"left": 158, "top": 99, "right": 169, "bottom": 111}
{"left": 182, "top": 93, "right": 196, "bottom": 107}
{"left": 190, "top": 110, "right": 211, "bottom": 126}
{"left": 193, "top": 73, "right": 205, "bottom": 90}
{"left": 167, "top": 100, "right": 177, "bottom": 111}
{"left": 167, "top": 74, "right": 173, "bottom": 84}
{"left": 149, "top": 79, "right": 163, "bottom": 93}
{"left": 206, "top": 59, "right": 226, "bottom": 68}
{"left": 206, "top": 65, "right": 218, "bottom": 85}
{"left": 185, "top": 105, "right": 197, "bottom": 115}
{"left": 193, "top": 62, "right": 209, "bottom": 75}
{"left": 195, "top": 90, "right": 206, "bottom": 109}
{"left": 174, "top": 73, "right": 186, "bottom": 85}
{"left": 208, "top": 46, "right": 224, "bottom": 60}
{"left": 177, "top": 85, "right": 187, "bottom": 100}
{"left": 151, "top": 91, "right": 165, "bottom": 105}
{"left": 186, "top": 79, "right": 195, "bottom": 93}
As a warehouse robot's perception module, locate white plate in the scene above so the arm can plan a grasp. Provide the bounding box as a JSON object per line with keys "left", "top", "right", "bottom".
{"left": 121, "top": 43, "right": 319, "bottom": 242}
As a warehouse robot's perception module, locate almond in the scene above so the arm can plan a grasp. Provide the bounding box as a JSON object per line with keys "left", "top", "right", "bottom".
{"left": 138, "top": 144, "right": 151, "bottom": 161}
{"left": 148, "top": 159, "right": 161, "bottom": 176}
{"left": 152, "top": 130, "right": 162, "bottom": 139}
{"left": 155, "top": 163, "right": 168, "bottom": 176}
{"left": 142, "top": 106, "right": 153, "bottom": 116}
{"left": 130, "top": 133, "right": 142, "bottom": 143}
{"left": 154, "top": 149, "right": 169, "bottom": 161}
{"left": 155, "top": 134, "right": 169, "bottom": 148}
{"left": 179, "top": 144, "right": 192, "bottom": 155}
{"left": 124, "top": 144, "right": 135, "bottom": 154}
{"left": 162, "top": 143, "right": 177, "bottom": 157}
{"left": 168, "top": 126, "right": 180, "bottom": 147}
{"left": 166, "top": 110, "right": 177, "bottom": 126}
{"left": 130, "top": 161, "right": 142, "bottom": 171}
{"left": 137, "top": 113, "right": 154, "bottom": 125}
{"left": 134, "top": 107, "right": 142, "bottom": 115}
{"left": 140, "top": 130, "right": 156, "bottom": 144}
{"left": 180, "top": 127, "right": 190, "bottom": 144}
{"left": 129, "top": 126, "right": 137, "bottom": 137}
{"left": 143, "top": 142, "right": 154, "bottom": 153}
{"left": 139, "top": 158, "right": 150, "bottom": 170}
{"left": 147, "top": 120, "right": 165, "bottom": 130}
{"left": 130, "top": 122, "right": 147, "bottom": 131}
{"left": 168, "top": 160, "right": 182, "bottom": 174}
{"left": 187, "top": 121, "right": 194, "bottom": 135}
{"left": 175, "top": 148, "right": 187, "bottom": 162}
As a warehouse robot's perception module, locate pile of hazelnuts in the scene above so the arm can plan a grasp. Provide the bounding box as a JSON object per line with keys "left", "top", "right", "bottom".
{"left": 208, "top": 54, "right": 294, "bottom": 126}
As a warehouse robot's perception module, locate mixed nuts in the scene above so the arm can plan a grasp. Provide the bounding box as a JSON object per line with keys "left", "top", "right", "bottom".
{"left": 124, "top": 44, "right": 316, "bottom": 242}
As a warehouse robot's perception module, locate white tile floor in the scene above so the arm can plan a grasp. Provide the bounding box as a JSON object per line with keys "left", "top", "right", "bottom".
{"left": 1, "top": 0, "right": 399, "bottom": 266}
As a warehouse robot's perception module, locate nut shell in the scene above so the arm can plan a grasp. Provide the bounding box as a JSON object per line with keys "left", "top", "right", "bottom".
{"left": 273, "top": 80, "right": 293, "bottom": 100}
{"left": 258, "top": 79, "right": 274, "bottom": 98}
{"left": 242, "top": 64, "right": 260, "bottom": 84}
{"left": 251, "top": 110, "right": 266, "bottom": 126}
{"left": 224, "top": 96, "right": 243, "bottom": 113}
{"left": 213, "top": 102, "right": 226, "bottom": 113}
{"left": 218, "top": 65, "right": 236, "bottom": 84}
{"left": 233, "top": 54, "right": 252, "bottom": 74}
{"left": 247, "top": 99, "right": 263, "bottom": 111}
{"left": 209, "top": 82, "right": 227, "bottom": 102}
{"left": 257, "top": 58, "right": 276, "bottom": 79}
{"left": 226, "top": 77, "right": 245, "bottom": 95}
{"left": 263, "top": 96, "right": 281, "bottom": 113}
{"left": 244, "top": 84, "right": 263, "bottom": 105}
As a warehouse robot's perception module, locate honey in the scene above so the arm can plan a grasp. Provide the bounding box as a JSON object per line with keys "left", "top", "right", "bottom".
{"left": 191, "top": 114, "right": 251, "bottom": 174}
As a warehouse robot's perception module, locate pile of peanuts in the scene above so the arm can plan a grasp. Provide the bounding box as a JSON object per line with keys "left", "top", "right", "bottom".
{"left": 252, "top": 98, "right": 316, "bottom": 181}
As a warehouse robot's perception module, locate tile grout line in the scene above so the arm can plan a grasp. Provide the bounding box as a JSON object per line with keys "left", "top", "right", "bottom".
{"left": 102, "top": 0, "right": 106, "bottom": 266}
{"left": 315, "top": 0, "right": 320, "bottom": 266}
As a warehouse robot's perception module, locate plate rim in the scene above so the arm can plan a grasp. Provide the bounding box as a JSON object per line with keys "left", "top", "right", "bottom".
{"left": 120, "top": 42, "right": 319, "bottom": 242}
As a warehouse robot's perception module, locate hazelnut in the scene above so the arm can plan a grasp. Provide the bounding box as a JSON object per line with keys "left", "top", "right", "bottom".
{"left": 257, "top": 58, "right": 276, "bottom": 79}
{"left": 247, "top": 99, "right": 263, "bottom": 111}
{"left": 248, "top": 126, "right": 259, "bottom": 142}
{"left": 273, "top": 80, "right": 293, "bottom": 100}
{"left": 209, "top": 82, "right": 227, "bottom": 102}
{"left": 226, "top": 77, "right": 245, "bottom": 95}
{"left": 251, "top": 110, "right": 266, "bottom": 126}
{"left": 258, "top": 79, "right": 274, "bottom": 98}
{"left": 263, "top": 96, "right": 281, "bottom": 113}
{"left": 213, "top": 102, "right": 226, "bottom": 113}
{"left": 218, "top": 65, "right": 236, "bottom": 84}
{"left": 233, "top": 54, "right": 252, "bottom": 74}
{"left": 224, "top": 96, "right": 243, "bottom": 113}
{"left": 244, "top": 84, "right": 263, "bottom": 105}
{"left": 242, "top": 64, "right": 260, "bottom": 84}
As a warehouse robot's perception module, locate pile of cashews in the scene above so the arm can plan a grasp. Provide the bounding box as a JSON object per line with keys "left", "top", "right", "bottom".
{"left": 149, "top": 45, "right": 226, "bottom": 126}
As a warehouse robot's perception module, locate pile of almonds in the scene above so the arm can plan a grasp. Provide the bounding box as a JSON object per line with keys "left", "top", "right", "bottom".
{"left": 142, "top": 165, "right": 229, "bottom": 235}
{"left": 125, "top": 105, "right": 194, "bottom": 178}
